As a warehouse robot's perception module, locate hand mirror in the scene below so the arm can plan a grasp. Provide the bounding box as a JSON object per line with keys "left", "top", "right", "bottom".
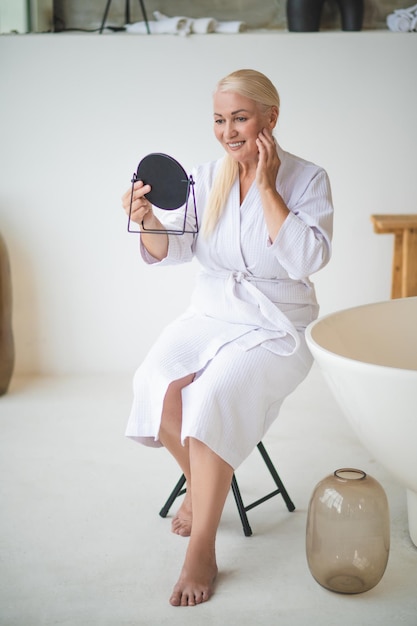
{"left": 128, "top": 153, "right": 198, "bottom": 235}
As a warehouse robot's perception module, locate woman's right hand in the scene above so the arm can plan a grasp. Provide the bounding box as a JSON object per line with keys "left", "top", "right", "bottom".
{"left": 122, "top": 179, "right": 169, "bottom": 260}
{"left": 122, "top": 180, "right": 153, "bottom": 226}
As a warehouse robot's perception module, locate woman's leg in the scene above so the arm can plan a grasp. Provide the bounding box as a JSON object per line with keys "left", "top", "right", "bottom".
{"left": 170, "top": 437, "right": 234, "bottom": 607}
{"left": 158, "top": 374, "right": 195, "bottom": 536}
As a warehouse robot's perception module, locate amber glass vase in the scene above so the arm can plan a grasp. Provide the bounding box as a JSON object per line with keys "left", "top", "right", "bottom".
{"left": 306, "top": 469, "right": 390, "bottom": 594}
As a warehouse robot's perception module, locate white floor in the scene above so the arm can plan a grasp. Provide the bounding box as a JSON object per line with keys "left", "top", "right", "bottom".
{"left": 1, "top": 365, "right": 416, "bottom": 626}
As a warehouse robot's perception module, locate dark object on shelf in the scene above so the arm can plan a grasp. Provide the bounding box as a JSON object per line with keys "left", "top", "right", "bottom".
{"left": 287, "top": 0, "right": 364, "bottom": 32}
{"left": 100, "top": 0, "right": 150, "bottom": 34}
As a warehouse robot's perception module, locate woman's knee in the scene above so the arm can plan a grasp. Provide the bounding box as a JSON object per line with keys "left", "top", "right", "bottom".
{"left": 168, "top": 373, "right": 196, "bottom": 392}
{"left": 161, "top": 374, "right": 196, "bottom": 425}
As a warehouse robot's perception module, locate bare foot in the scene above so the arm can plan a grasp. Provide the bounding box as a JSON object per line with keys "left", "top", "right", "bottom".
{"left": 171, "top": 492, "right": 192, "bottom": 537}
{"left": 169, "top": 543, "right": 218, "bottom": 607}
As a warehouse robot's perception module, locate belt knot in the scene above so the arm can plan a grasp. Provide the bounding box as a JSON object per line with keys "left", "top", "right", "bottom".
{"left": 232, "top": 271, "right": 247, "bottom": 284}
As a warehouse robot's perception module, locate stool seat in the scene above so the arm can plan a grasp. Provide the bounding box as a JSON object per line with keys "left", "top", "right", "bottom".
{"left": 371, "top": 214, "right": 417, "bottom": 299}
{"left": 159, "top": 441, "right": 295, "bottom": 537}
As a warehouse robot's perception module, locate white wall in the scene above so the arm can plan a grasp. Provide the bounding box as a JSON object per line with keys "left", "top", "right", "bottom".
{"left": 1, "top": 31, "right": 416, "bottom": 375}
{"left": 0, "top": 0, "right": 27, "bottom": 33}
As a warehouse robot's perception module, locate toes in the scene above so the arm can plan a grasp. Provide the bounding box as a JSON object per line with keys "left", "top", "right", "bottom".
{"left": 195, "top": 591, "right": 205, "bottom": 605}
{"left": 169, "top": 596, "right": 180, "bottom": 607}
{"left": 169, "top": 590, "right": 194, "bottom": 607}
{"left": 177, "top": 525, "right": 191, "bottom": 538}
{"left": 181, "top": 593, "right": 194, "bottom": 607}
{"left": 169, "top": 588, "right": 181, "bottom": 606}
{"left": 169, "top": 587, "right": 208, "bottom": 607}
{"left": 171, "top": 516, "right": 192, "bottom": 537}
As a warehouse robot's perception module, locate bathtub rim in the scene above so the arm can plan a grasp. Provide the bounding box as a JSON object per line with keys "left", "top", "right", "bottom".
{"left": 305, "top": 297, "right": 417, "bottom": 375}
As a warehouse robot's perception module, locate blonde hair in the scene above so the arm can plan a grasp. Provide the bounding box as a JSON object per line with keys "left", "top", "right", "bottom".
{"left": 201, "top": 69, "right": 280, "bottom": 236}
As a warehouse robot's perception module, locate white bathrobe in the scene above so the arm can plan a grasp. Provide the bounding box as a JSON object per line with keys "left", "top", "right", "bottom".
{"left": 125, "top": 144, "right": 333, "bottom": 468}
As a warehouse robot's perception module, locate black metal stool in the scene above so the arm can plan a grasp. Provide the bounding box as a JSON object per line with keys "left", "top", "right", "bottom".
{"left": 99, "top": 0, "right": 150, "bottom": 34}
{"left": 159, "top": 441, "right": 295, "bottom": 536}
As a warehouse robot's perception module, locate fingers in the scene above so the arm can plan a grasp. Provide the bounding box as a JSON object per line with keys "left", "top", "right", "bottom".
{"left": 122, "top": 180, "right": 151, "bottom": 205}
{"left": 121, "top": 180, "right": 152, "bottom": 222}
{"left": 257, "top": 129, "right": 280, "bottom": 166}
{"left": 131, "top": 182, "right": 152, "bottom": 210}
{"left": 256, "top": 127, "right": 275, "bottom": 154}
{"left": 256, "top": 129, "right": 280, "bottom": 190}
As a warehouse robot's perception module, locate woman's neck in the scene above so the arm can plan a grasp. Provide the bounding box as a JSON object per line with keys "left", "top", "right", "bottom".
{"left": 238, "top": 160, "right": 257, "bottom": 181}
{"left": 239, "top": 166, "right": 256, "bottom": 204}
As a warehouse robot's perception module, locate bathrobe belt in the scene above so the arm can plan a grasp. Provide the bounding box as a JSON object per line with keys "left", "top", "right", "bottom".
{"left": 203, "top": 270, "right": 301, "bottom": 355}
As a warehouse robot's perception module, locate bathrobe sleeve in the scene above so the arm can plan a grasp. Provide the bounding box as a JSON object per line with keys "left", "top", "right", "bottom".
{"left": 140, "top": 229, "right": 195, "bottom": 265}
{"left": 268, "top": 151, "right": 333, "bottom": 280}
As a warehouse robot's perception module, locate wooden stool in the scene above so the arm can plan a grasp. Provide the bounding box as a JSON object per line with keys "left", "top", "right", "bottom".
{"left": 370, "top": 214, "right": 417, "bottom": 299}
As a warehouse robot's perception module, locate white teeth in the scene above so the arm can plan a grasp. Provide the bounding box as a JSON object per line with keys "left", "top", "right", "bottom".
{"left": 229, "top": 142, "right": 244, "bottom": 148}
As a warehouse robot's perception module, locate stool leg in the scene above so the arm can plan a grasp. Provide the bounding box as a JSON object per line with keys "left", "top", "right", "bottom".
{"left": 99, "top": 0, "right": 113, "bottom": 33}
{"left": 257, "top": 442, "right": 295, "bottom": 512}
{"left": 159, "top": 443, "right": 294, "bottom": 535}
{"left": 159, "top": 474, "right": 186, "bottom": 518}
{"left": 231, "top": 474, "right": 253, "bottom": 537}
{"left": 138, "top": 0, "right": 151, "bottom": 33}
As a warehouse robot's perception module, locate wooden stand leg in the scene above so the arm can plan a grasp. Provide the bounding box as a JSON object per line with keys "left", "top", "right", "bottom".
{"left": 403, "top": 228, "right": 417, "bottom": 297}
{"left": 371, "top": 215, "right": 417, "bottom": 299}
{"left": 391, "top": 232, "right": 403, "bottom": 299}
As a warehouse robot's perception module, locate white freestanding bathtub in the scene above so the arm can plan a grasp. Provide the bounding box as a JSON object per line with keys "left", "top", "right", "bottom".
{"left": 306, "top": 297, "right": 417, "bottom": 547}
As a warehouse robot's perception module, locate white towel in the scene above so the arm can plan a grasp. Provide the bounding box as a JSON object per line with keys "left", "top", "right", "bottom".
{"left": 387, "top": 12, "right": 413, "bottom": 31}
{"left": 214, "top": 21, "right": 247, "bottom": 33}
{"left": 191, "top": 17, "right": 217, "bottom": 34}
{"left": 151, "top": 10, "right": 246, "bottom": 35}
{"left": 152, "top": 10, "right": 192, "bottom": 35}
{"left": 126, "top": 16, "right": 191, "bottom": 35}
{"left": 386, "top": 4, "right": 417, "bottom": 31}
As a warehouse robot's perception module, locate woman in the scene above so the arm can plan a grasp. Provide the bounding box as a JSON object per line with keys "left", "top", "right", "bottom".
{"left": 122, "top": 69, "right": 333, "bottom": 607}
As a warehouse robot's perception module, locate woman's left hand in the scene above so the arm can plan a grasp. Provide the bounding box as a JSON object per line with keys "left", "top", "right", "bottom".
{"left": 255, "top": 128, "right": 281, "bottom": 191}
{"left": 256, "top": 128, "right": 289, "bottom": 242}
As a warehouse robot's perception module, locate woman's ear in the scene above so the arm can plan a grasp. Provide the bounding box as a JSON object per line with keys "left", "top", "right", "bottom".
{"left": 269, "top": 105, "right": 279, "bottom": 129}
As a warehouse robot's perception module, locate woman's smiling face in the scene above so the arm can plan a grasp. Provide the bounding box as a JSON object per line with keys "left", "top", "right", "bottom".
{"left": 213, "top": 90, "right": 276, "bottom": 164}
